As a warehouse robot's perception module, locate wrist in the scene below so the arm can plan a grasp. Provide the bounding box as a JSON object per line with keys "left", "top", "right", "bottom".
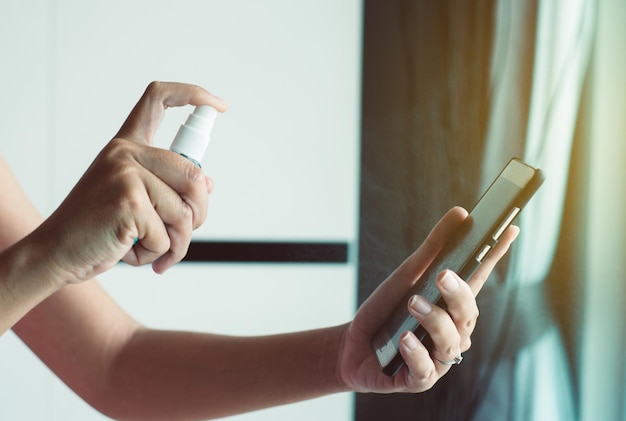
{"left": 27, "top": 223, "right": 75, "bottom": 288}
{"left": 324, "top": 323, "right": 351, "bottom": 393}
{"left": 0, "top": 234, "right": 65, "bottom": 332}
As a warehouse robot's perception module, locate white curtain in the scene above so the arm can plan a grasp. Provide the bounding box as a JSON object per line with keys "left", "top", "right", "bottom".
{"left": 481, "top": 0, "right": 595, "bottom": 419}
{"left": 583, "top": 0, "right": 626, "bottom": 419}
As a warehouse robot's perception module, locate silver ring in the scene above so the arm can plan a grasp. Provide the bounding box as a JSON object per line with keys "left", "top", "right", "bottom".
{"left": 436, "top": 353, "right": 463, "bottom": 365}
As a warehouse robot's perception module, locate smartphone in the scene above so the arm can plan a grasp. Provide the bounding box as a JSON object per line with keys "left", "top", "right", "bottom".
{"left": 372, "top": 157, "right": 544, "bottom": 376}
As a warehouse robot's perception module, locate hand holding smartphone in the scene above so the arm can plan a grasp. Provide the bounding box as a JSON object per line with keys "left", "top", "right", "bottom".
{"left": 372, "top": 158, "right": 544, "bottom": 376}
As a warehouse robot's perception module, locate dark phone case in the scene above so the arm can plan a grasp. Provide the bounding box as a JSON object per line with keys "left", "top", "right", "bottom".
{"left": 372, "top": 158, "right": 545, "bottom": 376}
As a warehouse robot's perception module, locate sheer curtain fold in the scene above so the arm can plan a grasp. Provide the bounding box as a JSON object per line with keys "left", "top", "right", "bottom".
{"left": 483, "top": 0, "right": 595, "bottom": 419}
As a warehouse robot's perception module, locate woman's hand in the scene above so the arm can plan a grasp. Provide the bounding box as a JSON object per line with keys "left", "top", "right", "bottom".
{"left": 33, "top": 82, "right": 228, "bottom": 285}
{"left": 337, "top": 206, "right": 519, "bottom": 393}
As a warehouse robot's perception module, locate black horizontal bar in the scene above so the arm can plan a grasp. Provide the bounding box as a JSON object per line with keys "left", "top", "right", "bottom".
{"left": 182, "top": 241, "right": 349, "bottom": 263}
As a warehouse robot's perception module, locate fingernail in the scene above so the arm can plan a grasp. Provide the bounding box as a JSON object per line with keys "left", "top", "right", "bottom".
{"left": 409, "top": 295, "right": 432, "bottom": 316}
{"left": 214, "top": 95, "right": 230, "bottom": 110}
{"left": 205, "top": 175, "right": 214, "bottom": 193}
{"left": 401, "top": 331, "right": 419, "bottom": 350}
{"left": 440, "top": 271, "right": 459, "bottom": 293}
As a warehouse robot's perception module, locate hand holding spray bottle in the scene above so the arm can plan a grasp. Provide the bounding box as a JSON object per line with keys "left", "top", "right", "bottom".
{"left": 132, "top": 105, "right": 218, "bottom": 246}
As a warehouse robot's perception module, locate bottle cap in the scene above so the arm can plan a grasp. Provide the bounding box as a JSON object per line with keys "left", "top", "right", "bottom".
{"left": 170, "top": 105, "right": 218, "bottom": 166}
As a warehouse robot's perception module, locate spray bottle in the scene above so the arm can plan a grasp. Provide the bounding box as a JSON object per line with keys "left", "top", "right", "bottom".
{"left": 170, "top": 105, "right": 218, "bottom": 168}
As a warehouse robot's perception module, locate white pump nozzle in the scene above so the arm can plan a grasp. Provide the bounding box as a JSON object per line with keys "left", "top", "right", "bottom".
{"left": 170, "top": 105, "right": 218, "bottom": 167}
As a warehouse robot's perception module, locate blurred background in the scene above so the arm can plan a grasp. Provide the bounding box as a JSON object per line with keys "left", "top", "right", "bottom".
{"left": 0, "top": 1, "right": 623, "bottom": 420}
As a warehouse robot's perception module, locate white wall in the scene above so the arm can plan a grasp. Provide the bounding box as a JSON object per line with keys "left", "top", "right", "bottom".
{"left": 0, "top": 1, "right": 362, "bottom": 420}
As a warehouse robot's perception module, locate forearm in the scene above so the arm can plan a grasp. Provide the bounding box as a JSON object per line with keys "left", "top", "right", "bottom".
{"left": 0, "top": 157, "right": 66, "bottom": 334}
{"left": 0, "top": 235, "right": 64, "bottom": 334}
{"left": 100, "top": 325, "right": 349, "bottom": 420}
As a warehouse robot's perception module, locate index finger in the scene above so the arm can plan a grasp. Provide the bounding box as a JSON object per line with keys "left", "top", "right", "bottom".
{"left": 115, "top": 81, "right": 229, "bottom": 145}
{"left": 358, "top": 207, "right": 469, "bottom": 330}
{"left": 466, "top": 224, "right": 519, "bottom": 295}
